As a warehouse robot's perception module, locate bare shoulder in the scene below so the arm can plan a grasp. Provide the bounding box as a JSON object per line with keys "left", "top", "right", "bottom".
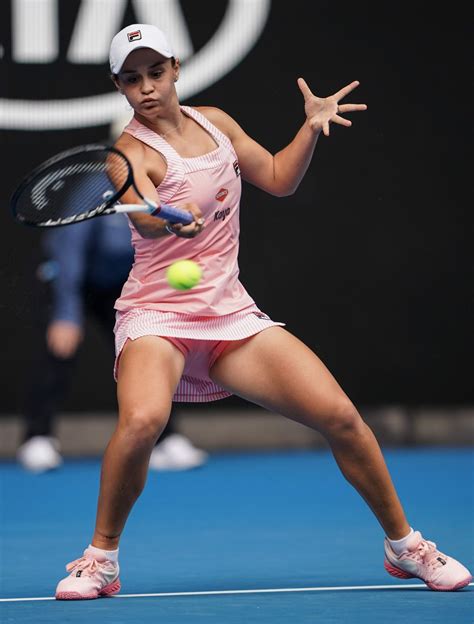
{"left": 113, "top": 129, "right": 166, "bottom": 186}
{"left": 114, "top": 132, "right": 146, "bottom": 164}
{"left": 194, "top": 106, "right": 242, "bottom": 139}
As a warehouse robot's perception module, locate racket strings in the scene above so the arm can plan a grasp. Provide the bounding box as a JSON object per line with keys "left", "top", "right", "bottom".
{"left": 12, "top": 148, "right": 130, "bottom": 226}
{"left": 30, "top": 162, "right": 106, "bottom": 212}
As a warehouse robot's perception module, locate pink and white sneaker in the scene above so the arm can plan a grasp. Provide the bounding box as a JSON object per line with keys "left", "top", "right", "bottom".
{"left": 384, "top": 531, "right": 472, "bottom": 591}
{"left": 55, "top": 548, "right": 121, "bottom": 600}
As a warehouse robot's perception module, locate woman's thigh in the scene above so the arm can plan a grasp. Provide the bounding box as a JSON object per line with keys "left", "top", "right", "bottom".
{"left": 210, "top": 327, "right": 355, "bottom": 429}
{"left": 117, "top": 336, "right": 185, "bottom": 423}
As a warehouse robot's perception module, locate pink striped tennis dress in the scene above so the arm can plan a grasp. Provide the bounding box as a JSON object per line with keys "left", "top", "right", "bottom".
{"left": 114, "top": 106, "right": 285, "bottom": 401}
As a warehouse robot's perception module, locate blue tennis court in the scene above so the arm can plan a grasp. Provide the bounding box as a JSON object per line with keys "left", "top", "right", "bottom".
{"left": 1, "top": 448, "right": 473, "bottom": 623}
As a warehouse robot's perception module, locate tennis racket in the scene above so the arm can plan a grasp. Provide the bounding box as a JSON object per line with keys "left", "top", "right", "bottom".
{"left": 10, "top": 144, "right": 193, "bottom": 228}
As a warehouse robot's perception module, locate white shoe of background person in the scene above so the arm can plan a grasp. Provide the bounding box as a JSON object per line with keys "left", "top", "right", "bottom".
{"left": 149, "top": 434, "right": 208, "bottom": 471}
{"left": 16, "top": 435, "right": 63, "bottom": 473}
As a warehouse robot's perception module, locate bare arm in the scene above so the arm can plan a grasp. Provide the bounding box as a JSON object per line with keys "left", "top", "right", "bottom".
{"left": 113, "top": 135, "right": 204, "bottom": 239}
{"left": 201, "top": 79, "right": 367, "bottom": 197}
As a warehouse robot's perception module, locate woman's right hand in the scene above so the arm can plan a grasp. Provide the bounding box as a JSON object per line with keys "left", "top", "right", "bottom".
{"left": 166, "top": 203, "right": 205, "bottom": 238}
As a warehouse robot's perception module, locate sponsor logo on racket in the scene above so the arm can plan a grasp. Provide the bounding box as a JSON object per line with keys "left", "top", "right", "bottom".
{"left": 215, "top": 188, "right": 228, "bottom": 202}
{"left": 127, "top": 30, "right": 142, "bottom": 42}
{"left": 233, "top": 160, "right": 241, "bottom": 177}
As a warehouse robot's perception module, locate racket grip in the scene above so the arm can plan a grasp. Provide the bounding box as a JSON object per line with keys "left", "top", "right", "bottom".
{"left": 151, "top": 203, "right": 193, "bottom": 225}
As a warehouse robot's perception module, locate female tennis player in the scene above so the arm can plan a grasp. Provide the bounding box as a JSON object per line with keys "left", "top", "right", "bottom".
{"left": 55, "top": 23, "right": 471, "bottom": 599}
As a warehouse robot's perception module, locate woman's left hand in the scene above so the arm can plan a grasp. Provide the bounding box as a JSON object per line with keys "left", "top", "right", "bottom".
{"left": 297, "top": 78, "right": 367, "bottom": 137}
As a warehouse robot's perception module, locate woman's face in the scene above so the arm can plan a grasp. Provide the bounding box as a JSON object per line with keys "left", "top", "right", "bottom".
{"left": 114, "top": 48, "right": 179, "bottom": 115}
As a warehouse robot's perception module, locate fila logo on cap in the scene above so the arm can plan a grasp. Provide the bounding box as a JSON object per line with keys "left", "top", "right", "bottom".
{"left": 127, "top": 30, "right": 142, "bottom": 42}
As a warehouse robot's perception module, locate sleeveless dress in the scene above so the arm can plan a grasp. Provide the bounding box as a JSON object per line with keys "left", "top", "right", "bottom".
{"left": 114, "top": 106, "right": 284, "bottom": 401}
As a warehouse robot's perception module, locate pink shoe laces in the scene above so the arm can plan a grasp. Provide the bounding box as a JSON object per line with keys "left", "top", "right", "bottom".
{"left": 406, "top": 539, "right": 447, "bottom": 570}
{"left": 66, "top": 553, "right": 114, "bottom": 577}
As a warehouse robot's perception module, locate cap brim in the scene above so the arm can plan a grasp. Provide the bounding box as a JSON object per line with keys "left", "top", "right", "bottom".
{"left": 112, "top": 46, "right": 173, "bottom": 74}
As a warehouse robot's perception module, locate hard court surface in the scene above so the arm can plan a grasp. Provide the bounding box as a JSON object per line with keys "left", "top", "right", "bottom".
{"left": 1, "top": 448, "right": 472, "bottom": 623}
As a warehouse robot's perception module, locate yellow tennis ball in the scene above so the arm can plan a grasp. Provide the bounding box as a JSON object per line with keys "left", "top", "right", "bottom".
{"left": 166, "top": 259, "right": 202, "bottom": 290}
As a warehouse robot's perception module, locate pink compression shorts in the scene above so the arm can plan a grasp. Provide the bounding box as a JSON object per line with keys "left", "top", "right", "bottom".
{"left": 114, "top": 307, "right": 285, "bottom": 402}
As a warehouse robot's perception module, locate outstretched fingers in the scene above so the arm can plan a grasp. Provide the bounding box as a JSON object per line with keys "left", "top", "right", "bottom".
{"left": 298, "top": 77, "right": 367, "bottom": 135}
{"left": 322, "top": 120, "right": 331, "bottom": 137}
{"left": 338, "top": 103, "right": 367, "bottom": 113}
{"left": 322, "top": 116, "right": 351, "bottom": 136}
{"left": 333, "top": 80, "right": 361, "bottom": 101}
{"left": 297, "top": 77, "right": 313, "bottom": 100}
{"left": 332, "top": 115, "right": 352, "bottom": 127}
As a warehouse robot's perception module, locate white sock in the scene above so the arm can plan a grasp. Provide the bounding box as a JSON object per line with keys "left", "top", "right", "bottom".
{"left": 88, "top": 544, "right": 119, "bottom": 563}
{"left": 387, "top": 528, "right": 414, "bottom": 555}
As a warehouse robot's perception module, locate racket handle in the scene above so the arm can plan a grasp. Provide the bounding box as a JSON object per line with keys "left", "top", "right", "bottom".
{"left": 151, "top": 203, "right": 193, "bottom": 225}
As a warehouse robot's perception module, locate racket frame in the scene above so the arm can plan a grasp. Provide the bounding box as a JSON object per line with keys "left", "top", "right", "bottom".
{"left": 10, "top": 144, "right": 192, "bottom": 228}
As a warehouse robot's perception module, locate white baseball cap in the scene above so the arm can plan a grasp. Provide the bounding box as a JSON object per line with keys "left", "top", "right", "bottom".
{"left": 109, "top": 23, "right": 174, "bottom": 74}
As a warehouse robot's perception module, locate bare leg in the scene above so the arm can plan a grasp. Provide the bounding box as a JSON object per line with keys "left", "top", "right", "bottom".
{"left": 211, "top": 328, "right": 410, "bottom": 539}
{"left": 92, "top": 336, "right": 185, "bottom": 550}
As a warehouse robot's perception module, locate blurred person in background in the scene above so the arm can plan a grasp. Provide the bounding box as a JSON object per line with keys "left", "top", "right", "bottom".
{"left": 16, "top": 209, "right": 208, "bottom": 473}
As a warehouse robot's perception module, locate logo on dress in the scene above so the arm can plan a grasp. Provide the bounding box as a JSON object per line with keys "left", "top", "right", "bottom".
{"left": 214, "top": 207, "right": 231, "bottom": 222}
{"left": 233, "top": 160, "right": 241, "bottom": 177}
{"left": 215, "top": 188, "right": 228, "bottom": 202}
{"left": 252, "top": 311, "right": 270, "bottom": 320}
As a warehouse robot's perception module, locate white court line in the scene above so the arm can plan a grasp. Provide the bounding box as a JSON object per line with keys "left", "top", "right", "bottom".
{"left": 1, "top": 582, "right": 472, "bottom": 602}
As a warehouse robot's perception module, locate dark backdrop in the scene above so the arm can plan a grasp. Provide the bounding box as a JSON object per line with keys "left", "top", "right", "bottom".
{"left": 1, "top": 0, "right": 471, "bottom": 413}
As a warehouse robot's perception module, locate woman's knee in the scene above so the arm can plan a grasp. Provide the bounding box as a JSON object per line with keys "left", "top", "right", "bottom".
{"left": 319, "top": 398, "right": 364, "bottom": 440}
{"left": 118, "top": 405, "right": 169, "bottom": 445}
